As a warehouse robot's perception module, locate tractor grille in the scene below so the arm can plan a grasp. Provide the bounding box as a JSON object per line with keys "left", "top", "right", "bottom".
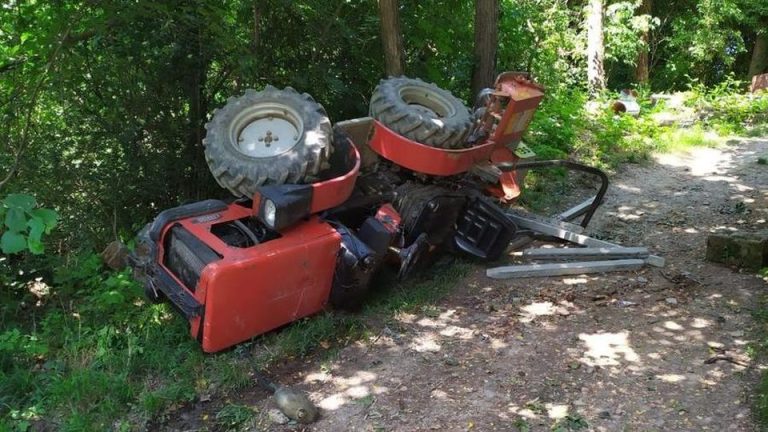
{"left": 163, "top": 224, "right": 221, "bottom": 291}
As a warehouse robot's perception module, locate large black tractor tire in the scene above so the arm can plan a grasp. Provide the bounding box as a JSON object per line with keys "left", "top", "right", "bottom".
{"left": 369, "top": 77, "right": 472, "bottom": 149}
{"left": 203, "top": 86, "right": 332, "bottom": 197}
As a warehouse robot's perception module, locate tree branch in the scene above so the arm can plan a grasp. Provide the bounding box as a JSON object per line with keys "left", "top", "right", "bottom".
{"left": 0, "top": 57, "right": 27, "bottom": 74}
{"left": 0, "top": 19, "right": 79, "bottom": 192}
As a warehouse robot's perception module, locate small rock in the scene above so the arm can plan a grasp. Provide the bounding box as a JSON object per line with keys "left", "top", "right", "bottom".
{"left": 637, "top": 276, "right": 648, "bottom": 284}
{"left": 705, "top": 231, "right": 768, "bottom": 271}
{"left": 101, "top": 240, "right": 129, "bottom": 270}
{"left": 666, "top": 297, "right": 678, "bottom": 305}
{"left": 268, "top": 408, "right": 290, "bottom": 425}
{"left": 599, "top": 410, "right": 611, "bottom": 419}
{"left": 444, "top": 356, "right": 459, "bottom": 367}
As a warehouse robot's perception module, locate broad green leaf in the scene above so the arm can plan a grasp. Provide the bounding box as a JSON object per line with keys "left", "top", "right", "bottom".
{"left": 29, "top": 208, "right": 58, "bottom": 231}
{"left": 27, "top": 217, "right": 44, "bottom": 243}
{"left": 27, "top": 237, "right": 44, "bottom": 255}
{"left": 3, "top": 194, "right": 36, "bottom": 211}
{"left": 1, "top": 231, "right": 27, "bottom": 254}
{"left": 5, "top": 208, "right": 27, "bottom": 233}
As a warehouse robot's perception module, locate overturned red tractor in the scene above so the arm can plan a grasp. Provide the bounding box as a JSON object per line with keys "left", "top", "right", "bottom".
{"left": 129, "top": 73, "right": 607, "bottom": 353}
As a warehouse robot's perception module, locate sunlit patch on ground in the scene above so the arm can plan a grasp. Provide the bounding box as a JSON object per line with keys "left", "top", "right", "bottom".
{"left": 657, "top": 373, "right": 686, "bottom": 383}
{"left": 579, "top": 331, "right": 640, "bottom": 366}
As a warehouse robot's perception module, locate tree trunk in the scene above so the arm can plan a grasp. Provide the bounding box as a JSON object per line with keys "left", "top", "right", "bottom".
{"left": 178, "top": 23, "right": 211, "bottom": 199}
{"left": 252, "top": 2, "right": 261, "bottom": 53}
{"left": 378, "top": 0, "right": 404, "bottom": 76}
{"left": 471, "top": 0, "right": 499, "bottom": 98}
{"left": 748, "top": 30, "right": 768, "bottom": 78}
{"left": 586, "top": 0, "right": 605, "bottom": 95}
{"left": 634, "top": 0, "right": 652, "bottom": 83}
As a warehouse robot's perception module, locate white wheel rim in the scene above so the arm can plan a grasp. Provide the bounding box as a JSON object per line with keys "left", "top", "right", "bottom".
{"left": 399, "top": 85, "right": 457, "bottom": 118}
{"left": 229, "top": 103, "right": 304, "bottom": 158}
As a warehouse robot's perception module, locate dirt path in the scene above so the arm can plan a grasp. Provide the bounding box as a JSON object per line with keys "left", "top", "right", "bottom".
{"left": 171, "top": 138, "right": 768, "bottom": 431}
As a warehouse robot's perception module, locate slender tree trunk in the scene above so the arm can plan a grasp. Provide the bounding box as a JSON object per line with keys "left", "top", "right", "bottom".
{"left": 252, "top": 2, "right": 261, "bottom": 53}
{"left": 748, "top": 30, "right": 768, "bottom": 78}
{"left": 179, "top": 22, "right": 211, "bottom": 199}
{"left": 586, "top": 0, "right": 605, "bottom": 95}
{"left": 471, "top": 0, "right": 499, "bottom": 98}
{"left": 634, "top": 0, "right": 652, "bottom": 83}
{"left": 378, "top": 0, "right": 404, "bottom": 76}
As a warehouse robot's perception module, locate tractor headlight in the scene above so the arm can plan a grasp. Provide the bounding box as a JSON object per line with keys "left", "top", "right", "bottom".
{"left": 254, "top": 185, "right": 313, "bottom": 232}
{"left": 263, "top": 199, "right": 277, "bottom": 228}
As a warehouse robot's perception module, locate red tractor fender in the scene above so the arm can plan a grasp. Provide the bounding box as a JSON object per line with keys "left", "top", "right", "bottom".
{"left": 309, "top": 137, "right": 361, "bottom": 213}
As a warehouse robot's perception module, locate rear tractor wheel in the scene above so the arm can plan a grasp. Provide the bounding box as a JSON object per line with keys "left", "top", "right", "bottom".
{"left": 203, "top": 86, "right": 333, "bottom": 197}
{"left": 369, "top": 77, "right": 472, "bottom": 149}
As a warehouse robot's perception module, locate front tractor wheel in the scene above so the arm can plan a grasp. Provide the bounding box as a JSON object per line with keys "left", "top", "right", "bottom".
{"left": 203, "top": 86, "right": 333, "bottom": 198}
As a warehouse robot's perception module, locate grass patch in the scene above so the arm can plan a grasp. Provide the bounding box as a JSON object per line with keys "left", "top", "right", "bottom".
{"left": 215, "top": 403, "right": 256, "bottom": 431}
{"left": 746, "top": 123, "right": 768, "bottom": 138}
{"left": 0, "top": 253, "right": 471, "bottom": 431}
{"left": 750, "top": 279, "right": 768, "bottom": 427}
{"left": 756, "top": 372, "right": 768, "bottom": 427}
{"left": 653, "top": 125, "right": 722, "bottom": 153}
{"left": 552, "top": 414, "right": 589, "bottom": 431}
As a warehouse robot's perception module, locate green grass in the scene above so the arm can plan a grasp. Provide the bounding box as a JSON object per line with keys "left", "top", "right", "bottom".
{"left": 214, "top": 403, "right": 256, "bottom": 431}
{"left": 750, "top": 284, "right": 768, "bottom": 427}
{"left": 746, "top": 123, "right": 768, "bottom": 138}
{"left": 652, "top": 125, "right": 723, "bottom": 153}
{"left": 0, "top": 254, "right": 471, "bottom": 431}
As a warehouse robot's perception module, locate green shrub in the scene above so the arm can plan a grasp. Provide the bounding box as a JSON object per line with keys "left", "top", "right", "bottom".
{"left": 0, "top": 194, "right": 57, "bottom": 255}
{"left": 687, "top": 76, "right": 768, "bottom": 133}
{"left": 527, "top": 89, "right": 587, "bottom": 157}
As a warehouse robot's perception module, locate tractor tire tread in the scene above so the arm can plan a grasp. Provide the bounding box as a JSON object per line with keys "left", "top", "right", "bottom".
{"left": 203, "top": 86, "right": 332, "bottom": 198}
{"left": 368, "top": 76, "right": 471, "bottom": 149}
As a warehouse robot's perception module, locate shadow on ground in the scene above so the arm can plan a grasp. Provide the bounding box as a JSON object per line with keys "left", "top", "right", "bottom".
{"left": 164, "top": 138, "right": 768, "bottom": 432}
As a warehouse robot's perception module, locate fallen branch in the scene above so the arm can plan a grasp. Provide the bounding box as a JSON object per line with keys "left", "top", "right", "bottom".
{"left": 704, "top": 355, "right": 748, "bottom": 367}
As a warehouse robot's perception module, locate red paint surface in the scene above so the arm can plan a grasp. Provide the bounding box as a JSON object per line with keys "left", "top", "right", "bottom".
{"left": 309, "top": 138, "right": 361, "bottom": 213}
{"left": 375, "top": 203, "right": 402, "bottom": 233}
{"left": 490, "top": 147, "right": 522, "bottom": 201}
{"left": 158, "top": 203, "right": 341, "bottom": 353}
{"left": 369, "top": 121, "right": 500, "bottom": 176}
{"left": 491, "top": 73, "right": 545, "bottom": 147}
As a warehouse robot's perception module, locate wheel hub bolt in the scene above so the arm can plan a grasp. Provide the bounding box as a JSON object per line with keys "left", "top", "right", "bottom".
{"left": 257, "top": 130, "right": 279, "bottom": 147}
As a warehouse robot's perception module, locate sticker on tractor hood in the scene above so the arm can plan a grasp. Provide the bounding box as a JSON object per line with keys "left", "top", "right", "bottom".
{"left": 193, "top": 213, "right": 222, "bottom": 224}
